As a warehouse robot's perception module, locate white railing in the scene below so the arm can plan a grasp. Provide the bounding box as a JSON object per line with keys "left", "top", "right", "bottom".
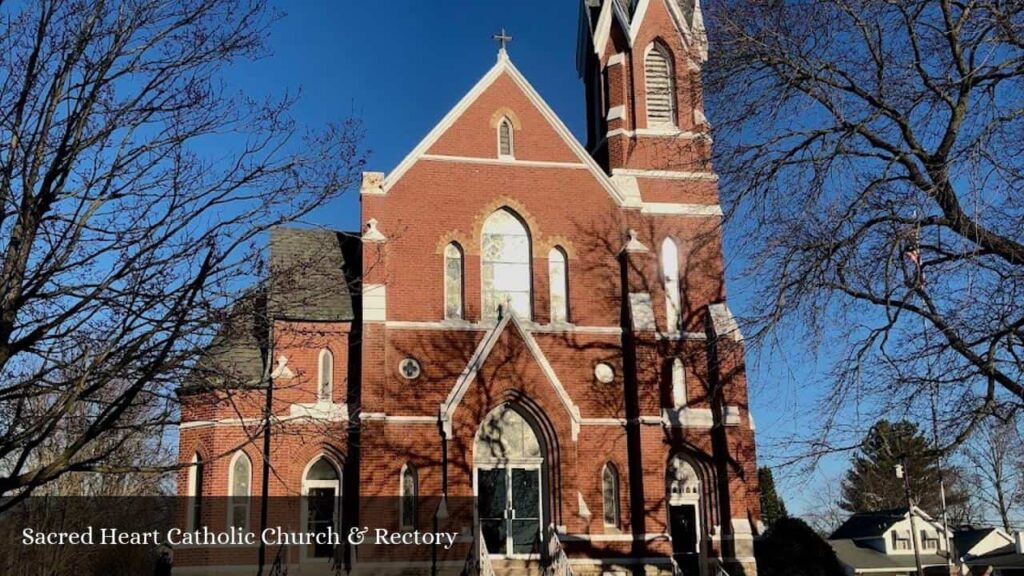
{"left": 670, "top": 555, "right": 729, "bottom": 576}
{"left": 544, "top": 524, "right": 573, "bottom": 576}
{"left": 464, "top": 527, "right": 495, "bottom": 576}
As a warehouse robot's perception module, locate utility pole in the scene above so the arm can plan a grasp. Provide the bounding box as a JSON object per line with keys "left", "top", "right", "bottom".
{"left": 256, "top": 321, "right": 274, "bottom": 576}
{"left": 898, "top": 461, "right": 925, "bottom": 576}
{"left": 930, "top": 387, "right": 954, "bottom": 572}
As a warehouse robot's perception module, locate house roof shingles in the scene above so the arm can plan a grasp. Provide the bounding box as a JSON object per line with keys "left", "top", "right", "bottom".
{"left": 830, "top": 509, "right": 910, "bottom": 540}
{"left": 268, "top": 227, "right": 358, "bottom": 322}
{"left": 182, "top": 227, "right": 358, "bottom": 394}
{"left": 830, "top": 539, "right": 949, "bottom": 572}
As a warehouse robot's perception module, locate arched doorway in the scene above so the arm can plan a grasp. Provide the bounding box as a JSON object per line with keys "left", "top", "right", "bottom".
{"left": 474, "top": 404, "right": 546, "bottom": 558}
{"left": 667, "top": 455, "right": 704, "bottom": 575}
{"left": 302, "top": 456, "right": 341, "bottom": 560}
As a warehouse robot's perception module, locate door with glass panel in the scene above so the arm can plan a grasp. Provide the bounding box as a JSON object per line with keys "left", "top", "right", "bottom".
{"left": 303, "top": 457, "right": 341, "bottom": 560}
{"left": 474, "top": 404, "right": 545, "bottom": 557}
{"left": 477, "top": 466, "right": 541, "bottom": 557}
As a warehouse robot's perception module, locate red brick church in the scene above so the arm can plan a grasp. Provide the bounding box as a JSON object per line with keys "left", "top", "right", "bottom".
{"left": 176, "top": 1, "right": 762, "bottom": 574}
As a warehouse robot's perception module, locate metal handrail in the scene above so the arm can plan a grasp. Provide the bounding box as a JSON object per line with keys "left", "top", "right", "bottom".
{"left": 463, "top": 527, "right": 495, "bottom": 576}
{"left": 268, "top": 543, "right": 288, "bottom": 576}
{"left": 544, "top": 524, "right": 573, "bottom": 576}
{"left": 670, "top": 555, "right": 730, "bottom": 576}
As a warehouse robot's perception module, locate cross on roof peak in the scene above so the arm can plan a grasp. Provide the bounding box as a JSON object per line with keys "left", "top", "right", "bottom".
{"left": 493, "top": 28, "right": 513, "bottom": 54}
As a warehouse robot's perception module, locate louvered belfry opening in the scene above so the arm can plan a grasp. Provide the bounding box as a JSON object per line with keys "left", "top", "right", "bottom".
{"left": 645, "top": 43, "right": 676, "bottom": 127}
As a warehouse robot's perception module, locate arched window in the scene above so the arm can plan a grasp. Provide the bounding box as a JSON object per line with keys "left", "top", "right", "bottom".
{"left": 548, "top": 247, "right": 568, "bottom": 324}
{"left": 187, "top": 453, "right": 204, "bottom": 530}
{"left": 667, "top": 455, "right": 701, "bottom": 503}
{"left": 474, "top": 405, "right": 543, "bottom": 463}
{"left": 318, "top": 349, "right": 333, "bottom": 402}
{"left": 400, "top": 464, "right": 418, "bottom": 530}
{"left": 481, "top": 209, "right": 532, "bottom": 320}
{"left": 444, "top": 243, "right": 464, "bottom": 320}
{"left": 645, "top": 42, "right": 676, "bottom": 127}
{"left": 661, "top": 238, "right": 681, "bottom": 333}
{"left": 602, "top": 463, "right": 620, "bottom": 528}
{"left": 667, "top": 455, "right": 702, "bottom": 555}
{"left": 304, "top": 456, "right": 341, "bottom": 558}
{"left": 672, "top": 358, "right": 687, "bottom": 409}
{"left": 228, "top": 451, "right": 251, "bottom": 530}
{"left": 498, "top": 117, "right": 515, "bottom": 158}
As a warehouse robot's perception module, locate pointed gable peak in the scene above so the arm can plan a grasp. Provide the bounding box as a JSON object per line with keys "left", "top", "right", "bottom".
{"left": 581, "top": 0, "right": 707, "bottom": 62}
{"left": 439, "top": 311, "right": 582, "bottom": 440}
{"left": 380, "top": 51, "right": 631, "bottom": 207}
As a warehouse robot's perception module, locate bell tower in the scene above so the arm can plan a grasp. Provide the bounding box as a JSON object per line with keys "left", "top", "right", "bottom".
{"left": 577, "top": 0, "right": 710, "bottom": 176}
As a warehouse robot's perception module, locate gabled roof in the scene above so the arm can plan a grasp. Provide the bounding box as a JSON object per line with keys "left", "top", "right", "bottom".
{"left": 830, "top": 509, "right": 910, "bottom": 540}
{"left": 269, "top": 227, "right": 359, "bottom": 322}
{"left": 439, "top": 311, "right": 582, "bottom": 440}
{"left": 382, "top": 51, "right": 634, "bottom": 208}
{"left": 955, "top": 526, "right": 1016, "bottom": 559}
{"left": 830, "top": 507, "right": 949, "bottom": 541}
{"left": 576, "top": 0, "right": 708, "bottom": 68}
{"left": 181, "top": 227, "right": 359, "bottom": 395}
{"left": 966, "top": 550, "right": 1024, "bottom": 568}
{"left": 956, "top": 527, "right": 999, "bottom": 556}
{"left": 188, "top": 289, "right": 270, "bottom": 391}
{"left": 830, "top": 539, "right": 948, "bottom": 571}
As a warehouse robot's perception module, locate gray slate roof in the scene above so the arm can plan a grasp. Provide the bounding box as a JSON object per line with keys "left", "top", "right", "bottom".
{"left": 830, "top": 539, "right": 949, "bottom": 573}
{"left": 182, "top": 227, "right": 358, "bottom": 394}
{"left": 269, "top": 227, "right": 358, "bottom": 322}
{"left": 966, "top": 550, "right": 1024, "bottom": 568}
{"left": 830, "top": 509, "right": 909, "bottom": 540}
{"left": 955, "top": 527, "right": 1000, "bottom": 558}
{"left": 193, "top": 290, "right": 269, "bottom": 388}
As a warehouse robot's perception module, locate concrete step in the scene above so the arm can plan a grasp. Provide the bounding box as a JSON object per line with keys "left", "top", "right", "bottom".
{"left": 489, "top": 558, "right": 543, "bottom": 576}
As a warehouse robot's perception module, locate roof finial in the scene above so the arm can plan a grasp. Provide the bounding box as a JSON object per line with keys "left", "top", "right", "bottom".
{"left": 493, "top": 27, "right": 513, "bottom": 57}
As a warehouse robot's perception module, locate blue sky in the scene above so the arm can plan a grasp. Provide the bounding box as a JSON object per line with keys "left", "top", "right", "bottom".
{"left": 228, "top": 1, "right": 844, "bottom": 516}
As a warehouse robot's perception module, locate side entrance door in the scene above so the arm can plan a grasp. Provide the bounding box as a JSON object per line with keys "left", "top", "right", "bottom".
{"left": 670, "top": 503, "right": 700, "bottom": 575}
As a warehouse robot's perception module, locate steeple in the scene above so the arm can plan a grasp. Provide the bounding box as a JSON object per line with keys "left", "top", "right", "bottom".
{"left": 577, "top": 0, "right": 711, "bottom": 174}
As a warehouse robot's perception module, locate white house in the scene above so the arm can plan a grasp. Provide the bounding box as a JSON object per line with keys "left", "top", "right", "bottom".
{"left": 962, "top": 530, "right": 1024, "bottom": 576}
{"left": 829, "top": 507, "right": 954, "bottom": 575}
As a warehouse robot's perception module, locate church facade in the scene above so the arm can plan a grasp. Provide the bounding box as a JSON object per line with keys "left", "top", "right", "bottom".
{"left": 176, "top": 1, "right": 762, "bottom": 575}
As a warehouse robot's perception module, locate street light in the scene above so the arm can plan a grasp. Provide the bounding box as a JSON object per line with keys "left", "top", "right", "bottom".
{"left": 898, "top": 459, "right": 924, "bottom": 576}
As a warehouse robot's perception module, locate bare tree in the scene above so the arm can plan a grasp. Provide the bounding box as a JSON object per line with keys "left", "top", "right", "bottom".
{"left": 801, "top": 472, "right": 846, "bottom": 537}
{"left": 703, "top": 0, "right": 1024, "bottom": 457}
{"left": 0, "top": 0, "right": 365, "bottom": 509}
{"left": 960, "top": 413, "right": 1024, "bottom": 531}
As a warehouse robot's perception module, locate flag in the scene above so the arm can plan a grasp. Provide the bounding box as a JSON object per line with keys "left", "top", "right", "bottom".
{"left": 903, "top": 217, "right": 925, "bottom": 287}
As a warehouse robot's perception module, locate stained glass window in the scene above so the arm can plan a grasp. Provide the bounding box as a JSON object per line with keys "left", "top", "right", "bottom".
{"left": 229, "top": 452, "right": 251, "bottom": 530}
{"left": 187, "top": 453, "right": 204, "bottom": 530}
{"left": 475, "top": 405, "right": 541, "bottom": 462}
{"left": 602, "top": 463, "right": 620, "bottom": 527}
{"left": 499, "top": 118, "right": 514, "bottom": 157}
{"left": 318, "top": 349, "right": 333, "bottom": 402}
{"left": 482, "top": 209, "right": 531, "bottom": 320}
{"left": 444, "top": 243, "right": 464, "bottom": 320}
{"left": 400, "top": 464, "right": 417, "bottom": 530}
{"left": 672, "top": 358, "right": 687, "bottom": 409}
{"left": 661, "top": 238, "right": 680, "bottom": 333}
{"left": 548, "top": 247, "right": 568, "bottom": 323}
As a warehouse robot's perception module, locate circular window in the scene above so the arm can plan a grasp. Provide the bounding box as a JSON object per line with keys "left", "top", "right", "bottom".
{"left": 594, "top": 362, "right": 615, "bottom": 384}
{"left": 399, "top": 358, "right": 421, "bottom": 380}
